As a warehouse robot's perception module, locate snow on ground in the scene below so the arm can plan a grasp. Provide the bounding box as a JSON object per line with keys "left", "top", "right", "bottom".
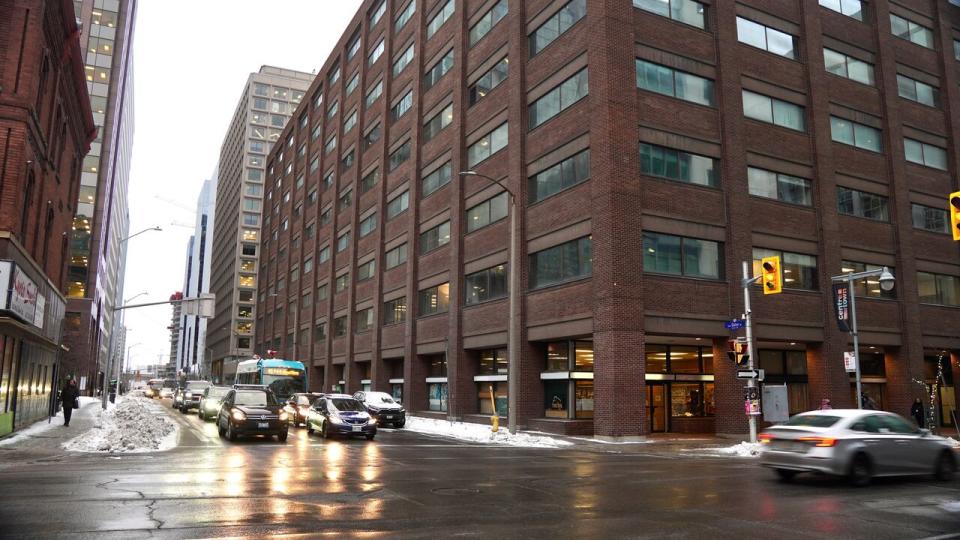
{"left": 0, "top": 413, "right": 62, "bottom": 447}
{"left": 946, "top": 437, "right": 960, "bottom": 448}
{"left": 402, "top": 416, "right": 572, "bottom": 448}
{"left": 940, "top": 501, "right": 960, "bottom": 513}
{"left": 63, "top": 396, "right": 178, "bottom": 453}
{"left": 686, "top": 441, "right": 764, "bottom": 458}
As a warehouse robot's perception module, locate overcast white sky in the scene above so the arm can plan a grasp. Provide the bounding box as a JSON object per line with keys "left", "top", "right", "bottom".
{"left": 123, "top": 1, "right": 362, "bottom": 370}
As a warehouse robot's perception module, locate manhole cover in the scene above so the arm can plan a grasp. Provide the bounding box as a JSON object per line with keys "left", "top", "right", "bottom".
{"left": 431, "top": 487, "right": 481, "bottom": 495}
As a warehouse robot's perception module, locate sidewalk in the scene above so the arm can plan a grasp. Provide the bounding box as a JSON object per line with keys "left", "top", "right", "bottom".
{"left": 548, "top": 432, "right": 749, "bottom": 456}
{"left": 0, "top": 398, "right": 107, "bottom": 458}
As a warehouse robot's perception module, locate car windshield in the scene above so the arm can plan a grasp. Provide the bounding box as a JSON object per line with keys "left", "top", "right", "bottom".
{"left": 368, "top": 392, "right": 396, "bottom": 404}
{"left": 785, "top": 414, "right": 841, "bottom": 428}
{"left": 162, "top": 380, "right": 176, "bottom": 388}
{"left": 329, "top": 398, "right": 365, "bottom": 412}
{"left": 207, "top": 388, "right": 230, "bottom": 398}
{"left": 235, "top": 390, "right": 277, "bottom": 407}
{"left": 296, "top": 395, "right": 318, "bottom": 406}
{"left": 186, "top": 382, "right": 211, "bottom": 391}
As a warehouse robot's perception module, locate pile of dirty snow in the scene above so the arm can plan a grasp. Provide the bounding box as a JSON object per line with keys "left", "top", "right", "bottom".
{"left": 712, "top": 442, "right": 764, "bottom": 457}
{"left": 402, "top": 416, "right": 572, "bottom": 448}
{"left": 946, "top": 437, "right": 960, "bottom": 448}
{"left": 63, "top": 397, "right": 177, "bottom": 453}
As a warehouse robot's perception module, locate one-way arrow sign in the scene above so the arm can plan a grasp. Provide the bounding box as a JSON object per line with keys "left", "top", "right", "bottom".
{"left": 736, "top": 369, "right": 765, "bottom": 381}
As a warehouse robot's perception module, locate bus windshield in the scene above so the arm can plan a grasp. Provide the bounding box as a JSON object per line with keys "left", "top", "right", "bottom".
{"left": 263, "top": 373, "right": 305, "bottom": 400}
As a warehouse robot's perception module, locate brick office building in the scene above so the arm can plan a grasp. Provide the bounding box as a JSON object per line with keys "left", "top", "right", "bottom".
{"left": 0, "top": 0, "right": 96, "bottom": 434}
{"left": 255, "top": 0, "right": 960, "bottom": 438}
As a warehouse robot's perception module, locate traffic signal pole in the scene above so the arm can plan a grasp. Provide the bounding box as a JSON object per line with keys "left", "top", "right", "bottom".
{"left": 742, "top": 261, "right": 759, "bottom": 444}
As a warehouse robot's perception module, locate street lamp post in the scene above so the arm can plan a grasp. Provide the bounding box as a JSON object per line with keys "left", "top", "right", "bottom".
{"left": 459, "top": 171, "right": 518, "bottom": 434}
{"left": 830, "top": 267, "right": 895, "bottom": 409}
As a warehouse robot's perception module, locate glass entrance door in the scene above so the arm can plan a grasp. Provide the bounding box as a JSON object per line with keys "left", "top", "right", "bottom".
{"left": 648, "top": 384, "right": 667, "bottom": 432}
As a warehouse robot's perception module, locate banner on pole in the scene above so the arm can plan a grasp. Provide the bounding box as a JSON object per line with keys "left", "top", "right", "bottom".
{"left": 832, "top": 283, "right": 851, "bottom": 333}
{"left": 844, "top": 352, "right": 857, "bottom": 373}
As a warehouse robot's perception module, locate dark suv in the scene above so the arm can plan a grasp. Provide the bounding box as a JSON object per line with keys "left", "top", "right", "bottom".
{"left": 354, "top": 391, "right": 405, "bottom": 428}
{"left": 306, "top": 394, "right": 377, "bottom": 440}
{"left": 175, "top": 380, "right": 212, "bottom": 413}
{"left": 217, "top": 388, "right": 290, "bottom": 442}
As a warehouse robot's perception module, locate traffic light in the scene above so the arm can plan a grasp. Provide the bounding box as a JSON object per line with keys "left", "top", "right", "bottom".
{"left": 761, "top": 256, "right": 782, "bottom": 295}
{"left": 727, "top": 340, "right": 749, "bottom": 365}
{"left": 950, "top": 191, "right": 960, "bottom": 241}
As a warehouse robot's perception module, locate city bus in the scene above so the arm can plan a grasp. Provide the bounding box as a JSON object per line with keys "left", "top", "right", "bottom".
{"left": 234, "top": 359, "right": 306, "bottom": 401}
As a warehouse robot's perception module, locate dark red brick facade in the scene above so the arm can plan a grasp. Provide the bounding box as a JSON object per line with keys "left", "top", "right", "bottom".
{"left": 255, "top": 0, "right": 960, "bottom": 438}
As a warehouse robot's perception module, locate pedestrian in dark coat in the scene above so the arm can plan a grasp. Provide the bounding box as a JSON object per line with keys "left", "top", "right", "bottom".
{"left": 911, "top": 398, "right": 925, "bottom": 428}
{"left": 60, "top": 379, "right": 80, "bottom": 427}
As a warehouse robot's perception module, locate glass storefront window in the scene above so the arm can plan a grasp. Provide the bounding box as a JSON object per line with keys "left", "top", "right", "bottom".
{"left": 391, "top": 383, "right": 403, "bottom": 404}
{"left": 479, "top": 349, "right": 508, "bottom": 375}
{"left": 670, "top": 346, "right": 700, "bottom": 373}
{"left": 645, "top": 344, "right": 667, "bottom": 373}
{"left": 575, "top": 381, "right": 594, "bottom": 418}
{"left": 647, "top": 344, "right": 710, "bottom": 373}
{"left": 546, "top": 342, "right": 569, "bottom": 371}
{"left": 478, "top": 382, "right": 508, "bottom": 415}
{"left": 785, "top": 351, "right": 807, "bottom": 375}
{"left": 670, "top": 382, "right": 714, "bottom": 417}
{"left": 428, "top": 383, "right": 448, "bottom": 412}
{"left": 573, "top": 341, "right": 593, "bottom": 371}
{"left": 759, "top": 350, "right": 784, "bottom": 375}
{"left": 544, "top": 380, "right": 568, "bottom": 418}
{"left": 428, "top": 355, "right": 447, "bottom": 377}
{"left": 859, "top": 352, "right": 885, "bottom": 376}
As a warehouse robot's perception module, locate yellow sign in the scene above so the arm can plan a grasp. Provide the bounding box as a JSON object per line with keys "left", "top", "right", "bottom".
{"left": 264, "top": 368, "right": 301, "bottom": 377}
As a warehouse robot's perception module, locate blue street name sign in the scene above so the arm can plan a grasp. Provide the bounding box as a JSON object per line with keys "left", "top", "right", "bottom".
{"left": 724, "top": 319, "right": 745, "bottom": 331}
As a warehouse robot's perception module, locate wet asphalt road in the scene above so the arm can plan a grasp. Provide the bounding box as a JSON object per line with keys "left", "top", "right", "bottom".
{"left": 0, "top": 399, "right": 959, "bottom": 539}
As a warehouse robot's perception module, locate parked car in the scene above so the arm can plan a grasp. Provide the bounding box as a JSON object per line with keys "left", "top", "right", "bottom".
{"left": 144, "top": 379, "right": 163, "bottom": 398}
{"left": 306, "top": 394, "right": 376, "bottom": 440}
{"left": 175, "top": 380, "right": 212, "bottom": 413}
{"left": 354, "top": 391, "right": 405, "bottom": 428}
{"left": 198, "top": 386, "right": 232, "bottom": 421}
{"left": 217, "top": 387, "right": 289, "bottom": 442}
{"left": 283, "top": 393, "right": 326, "bottom": 427}
{"left": 159, "top": 379, "right": 176, "bottom": 399}
{"left": 759, "top": 409, "right": 957, "bottom": 486}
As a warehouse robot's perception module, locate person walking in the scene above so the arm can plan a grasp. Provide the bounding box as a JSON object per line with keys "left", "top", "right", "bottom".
{"left": 818, "top": 398, "right": 832, "bottom": 410}
{"left": 911, "top": 398, "right": 925, "bottom": 428}
{"left": 60, "top": 378, "right": 80, "bottom": 427}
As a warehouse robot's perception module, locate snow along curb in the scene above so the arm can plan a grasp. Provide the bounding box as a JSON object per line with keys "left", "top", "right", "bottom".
{"left": 401, "top": 416, "right": 573, "bottom": 448}
{"left": 63, "top": 396, "right": 179, "bottom": 453}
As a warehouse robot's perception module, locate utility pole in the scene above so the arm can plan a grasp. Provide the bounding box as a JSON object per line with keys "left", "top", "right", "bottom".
{"left": 742, "top": 261, "right": 759, "bottom": 444}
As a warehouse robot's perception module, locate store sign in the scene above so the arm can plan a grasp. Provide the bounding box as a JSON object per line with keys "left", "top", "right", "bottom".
{"left": 0, "top": 261, "right": 11, "bottom": 310}
{"left": 33, "top": 294, "right": 45, "bottom": 329}
{"left": 843, "top": 352, "right": 857, "bottom": 373}
{"left": 832, "top": 283, "right": 851, "bottom": 333}
{"left": 9, "top": 265, "right": 38, "bottom": 323}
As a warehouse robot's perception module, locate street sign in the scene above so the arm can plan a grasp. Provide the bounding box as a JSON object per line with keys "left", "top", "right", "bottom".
{"left": 737, "top": 369, "right": 765, "bottom": 381}
{"left": 724, "top": 319, "right": 745, "bottom": 330}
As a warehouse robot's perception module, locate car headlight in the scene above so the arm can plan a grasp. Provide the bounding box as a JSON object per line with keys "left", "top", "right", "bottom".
{"left": 399, "top": 408, "right": 406, "bottom": 414}
{"left": 186, "top": 392, "right": 193, "bottom": 399}
{"left": 231, "top": 409, "right": 246, "bottom": 421}
{"left": 279, "top": 411, "right": 290, "bottom": 422}
{"left": 368, "top": 417, "right": 377, "bottom": 425}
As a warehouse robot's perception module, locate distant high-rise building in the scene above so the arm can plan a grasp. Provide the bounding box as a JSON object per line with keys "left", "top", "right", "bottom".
{"left": 0, "top": 0, "right": 96, "bottom": 435}
{"left": 175, "top": 175, "right": 217, "bottom": 378}
{"left": 209, "top": 66, "right": 313, "bottom": 383}
{"left": 168, "top": 291, "right": 182, "bottom": 376}
{"left": 62, "top": 0, "right": 138, "bottom": 396}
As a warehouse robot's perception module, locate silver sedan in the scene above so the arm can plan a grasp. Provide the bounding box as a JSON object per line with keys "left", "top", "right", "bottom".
{"left": 760, "top": 409, "right": 957, "bottom": 486}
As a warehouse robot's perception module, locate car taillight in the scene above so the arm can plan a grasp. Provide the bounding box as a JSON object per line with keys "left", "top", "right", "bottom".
{"left": 798, "top": 436, "right": 837, "bottom": 447}
{"left": 758, "top": 433, "right": 773, "bottom": 444}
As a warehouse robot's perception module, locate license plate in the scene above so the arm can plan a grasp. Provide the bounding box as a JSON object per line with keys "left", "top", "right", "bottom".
{"left": 352, "top": 425, "right": 361, "bottom": 432}
{"left": 385, "top": 415, "right": 394, "bottom": 419}
{"left": 258, "top": 422, "right": 269, "bottom": 429}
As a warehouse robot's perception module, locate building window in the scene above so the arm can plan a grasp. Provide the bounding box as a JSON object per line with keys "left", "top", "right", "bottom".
{"left": 389, "top": 141, "right": 412, "bottom": 171}
{"left": 369, "top": 0, "right": 386, "bottom": 25}
{"left": 747, "top": 166, "right": 811, "bottom": 206}
{"left": 387, "top": 191, "right": 409, "bottom": 219}
{"left": 427, "top": 0, "right": 454, "bottom": 38}
{"left": 897, "top": 75, "right": 939, "bottom": 107}
{"left": 837, "top": 187, "right": 889, "bottom": 221}
{"left": 529, "top": 236, "right": 592, "bottom": 289}
{"left": 529, "top": 0, "right": 587, "bottom": 56}
{"left": 424, "top": 49, "right": 454, "bottom": 90}
{"left": 469, "top": 57, "right": 509, "bottom": 105}
{"left": 643, "top": 232, "right": 722, "bottom": 279}
{"left": 328, "top": 65, "right": 340, "bottom": 84}
{"left": 736, "top": 16, "right": 797, "bottom": 59}
{"left": 466, "top": 192, "right": 508, "bottom": 233}
{"left": 391, "top": 90, "right": 413, "bottom": 120}
{"left": 529, "top": 68, "right": 589, "bottom": 129}
{"left": 315, "top": 322, "right": 327, "bottom": 341}
{"left": 386, "top": 243, "right": 408, "bottom": 269}
{"left": 830, "top": 116, "right": 881, "bottom": 152}
{"left": 904, "top": 138, "right": 947, "bottom": 170}
{"left": 324, "top": 136, "right": 337, "bottom": 155}
{"left": 753, "top": 248, "right": 818, "bottom": 290}
{"left": 890, "top": 14, "right": 933, "bottom": 49}
{"left": 420, "top": 221, "right": 451, "bottom": 254}
{"left": 418, "top": 283, "right": 450, "bottom": 316}
{"left": 742, "top": 90, "right": 805, "bottom": 131}
{"left": 954, "top": 40, "right": 960, "bottom": 61}
{"left": 327, "top": 100, "right": 339, "bottom": 119}
{"left": 303, "top": 257, "right": 314, "bottom": 274}
{"left": 359, "top": 213, "right": 377, "bottom": 237}
{"left": 364, "top": 123, "right": 382, "bottom": 149}
{"left": 465, "top": 265, "right": 508, "bottom": 305}
{"left": 361, "top": 168, "right": 379, "bottom": 193}
{"left": 636, "top": 59, "right": 713, "bottom": 106}
{"left": 320, "top": 208, "right": 332, "bottom": 226}
{"left": 336, "top": 273, "right": 350, "bottom": 292}
{"left": 823, "top": 48, "right": 874, "bottom": 85}
{"left": 355, "top": 308, "right": 374, "bottom": 333}
{"left": 309, "top": 156, "right": 320, "bottom": 173}
{"left": 336, "top": 231, "right": 351, "bottom": 252}
{"left": 841, "top": 261, "right": 896, "bottom": 299}
{"left": 365, "top": 80, "right": 383, "bottom": 107}
{"left": 639, "top": 143, "right": 716, "bottom": 187}
{"left": 423, "top": 104, "right": 453, "bottom": 141}
{"left": 393, "top": 43, "right": 415, "bottom": 76}
{"left": 323, "top": 171, "right": 335, "bottom": 190}
{"left": 912, "top": 203, "right": 949, "bottom": 234}
{"left": 633, "top": 0, "right": 706, "bottom": 29}
{"left": 346, "top": 31, "right": 361, "bottom": 59}
{"left": 818, "top": 0, "right": 863, "bottom": 21}
{"left": 317, "top": 283, "right": 328, "bottom": 300}
{"left": 334, "top": 316, "right": 347, "bottom": 337}
{"left": 917, "top": 272, "right": 960, "bottom": 306}
{"left": 395, "top": 0, "right": 416, "bottom": 31}
{"left": 312, "top": 88, "right": 324, "bottom": 109}
{"left": 339, "top": 189, "right": 352, "bottom": 212}
{"left": 470, "top": 0, "right": 508, "bottom": 46}
{"left": 757, "top": 349, "right": 808, "bottom": 414}
{"left": 644, "top": 344, "right": 713, "bottom": 374}
{"left": 318, "top": 245, "right": 330, "bottom": 263}
{"left": 384, "top": 297, "right": 407, "bottom": 325}
{"left": 341, "top": 150, "right": 355, "bottom": 170}
{"left": 422, "top": 162, "right": 452, "bottom": 197}
{"left": 343, "top": 110, "right": 358, "bottom": 133}
{"left": 467, "top": 123, "right": 508, "bottom": 167}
